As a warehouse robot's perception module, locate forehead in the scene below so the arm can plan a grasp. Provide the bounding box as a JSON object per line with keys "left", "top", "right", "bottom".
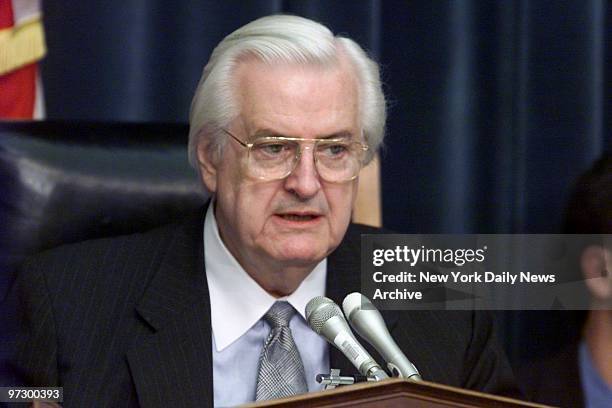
{"left": 233, "top": 58, "right": 360, "bottom": 138}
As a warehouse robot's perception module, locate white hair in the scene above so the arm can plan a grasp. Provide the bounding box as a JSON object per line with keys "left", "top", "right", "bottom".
{"left": 188, "top": 14, "right": 386, "bottom": 168}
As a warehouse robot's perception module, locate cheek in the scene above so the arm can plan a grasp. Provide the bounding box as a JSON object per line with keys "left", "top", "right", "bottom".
{"left": 224, "top": 182, "right": 281, "bottom": 233}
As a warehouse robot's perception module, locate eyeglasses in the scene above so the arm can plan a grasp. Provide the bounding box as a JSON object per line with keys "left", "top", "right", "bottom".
{"left": 221, "top": 128, "right": 370, "bottom": 183}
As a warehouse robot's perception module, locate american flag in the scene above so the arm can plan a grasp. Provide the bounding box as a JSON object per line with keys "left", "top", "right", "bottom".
{"left": 0, "top": 0, "right": 46, "bottom": 119}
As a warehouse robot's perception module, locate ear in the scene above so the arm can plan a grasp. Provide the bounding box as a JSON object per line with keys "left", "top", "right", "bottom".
{"left": 196, "top": 139, "right": 219, "bottom": 193}
{"left": 580, "top": 245, "right": 611, "bottom": 300}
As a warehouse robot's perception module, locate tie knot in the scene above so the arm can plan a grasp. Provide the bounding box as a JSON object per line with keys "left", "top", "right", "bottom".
{"left": 264, "top": 301, "right": 296, "bottom": 328}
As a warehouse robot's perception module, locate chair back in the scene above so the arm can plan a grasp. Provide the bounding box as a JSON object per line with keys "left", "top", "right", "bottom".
{"left": 0, "top": 121, "right": 208, "bottom": 300}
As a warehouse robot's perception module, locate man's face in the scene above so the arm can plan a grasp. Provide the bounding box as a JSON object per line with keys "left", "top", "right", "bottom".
{"left": 198, "top": 58, "right": 361, "bottom": 274}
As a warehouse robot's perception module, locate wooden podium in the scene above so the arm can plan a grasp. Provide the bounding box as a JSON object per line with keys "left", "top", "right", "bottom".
{"left": 244, "top": 378, "right": 551, "bottom": 408}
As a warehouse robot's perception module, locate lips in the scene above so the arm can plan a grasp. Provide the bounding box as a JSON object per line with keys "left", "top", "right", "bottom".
{"left": 275, "top": 211, "right": 322, "bottom": 222}
{"left": 280, "top": 214, "right": 317, "bottom": 221}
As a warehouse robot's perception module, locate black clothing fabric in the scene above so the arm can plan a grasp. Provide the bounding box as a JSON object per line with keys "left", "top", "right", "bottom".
{"left": 6, "top": 209, "right": 520, "bottom": 407}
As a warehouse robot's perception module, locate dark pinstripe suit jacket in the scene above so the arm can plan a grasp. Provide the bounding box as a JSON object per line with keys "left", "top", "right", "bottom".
{"left": 7, "top": 209, "right": 520, "bottom": 407}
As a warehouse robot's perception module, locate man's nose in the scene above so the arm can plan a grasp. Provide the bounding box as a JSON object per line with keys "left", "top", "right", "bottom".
{"left": 283, "top": 146, "right": 321, "bottom": 199}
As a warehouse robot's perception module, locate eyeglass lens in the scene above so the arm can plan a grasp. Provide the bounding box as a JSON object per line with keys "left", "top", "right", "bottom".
{"left": 247, "top": 138, "right": 364, "bottom": 182}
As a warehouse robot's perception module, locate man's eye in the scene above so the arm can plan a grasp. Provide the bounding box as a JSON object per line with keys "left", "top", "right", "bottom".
{"left": 321, "top": 143, "right": 349, "bottom": 157}
{"left": 256, "top": 143, "right": 290, "bottom": 155}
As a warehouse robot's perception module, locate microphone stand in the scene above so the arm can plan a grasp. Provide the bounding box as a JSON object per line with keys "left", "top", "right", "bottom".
{"left": 316, "top": 369, "right": 378, "bottom": 390}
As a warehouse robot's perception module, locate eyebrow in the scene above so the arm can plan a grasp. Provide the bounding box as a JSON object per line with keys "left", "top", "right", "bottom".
{"left": 250, "top": 129, "right": 355, "bottom": 141}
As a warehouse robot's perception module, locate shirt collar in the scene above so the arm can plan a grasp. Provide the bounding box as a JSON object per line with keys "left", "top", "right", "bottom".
{"left": 204, "top": 202, "right": 327, "bottom": 352}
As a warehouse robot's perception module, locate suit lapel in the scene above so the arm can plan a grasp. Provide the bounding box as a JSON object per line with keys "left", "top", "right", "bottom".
{"left": 127, "top": 209, "right": 214, "bottom": 408}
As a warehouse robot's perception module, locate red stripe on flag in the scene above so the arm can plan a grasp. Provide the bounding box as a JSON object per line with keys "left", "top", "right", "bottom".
{"left": 0, "top": 62, "right": 36, "bottom": 118}
{"left": 0, "top": 0, "right": 14, "bottom": 29}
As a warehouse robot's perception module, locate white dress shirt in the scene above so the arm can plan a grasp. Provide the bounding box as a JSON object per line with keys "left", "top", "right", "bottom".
{"left": 203, "top": 203, "right": 329, "bottom": 407}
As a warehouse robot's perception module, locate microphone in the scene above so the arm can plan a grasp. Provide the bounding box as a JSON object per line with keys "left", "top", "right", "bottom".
{"left": 305, "top": 296, "right": 389, "bottom": 381}
{"left": 342, "top": 292, "right": 422, "bottom": 380}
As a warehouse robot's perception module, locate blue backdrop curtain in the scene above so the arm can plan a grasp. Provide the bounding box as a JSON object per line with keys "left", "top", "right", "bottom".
{"left": 39, "top": 0, "right": 611, "bottom": 366}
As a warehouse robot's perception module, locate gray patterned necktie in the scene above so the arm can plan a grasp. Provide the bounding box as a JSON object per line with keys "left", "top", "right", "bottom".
{"left": 255, "top": 301, "right": 308, "bottom": 401}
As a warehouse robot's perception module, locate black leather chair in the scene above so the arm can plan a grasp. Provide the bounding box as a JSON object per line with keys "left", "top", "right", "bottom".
{"left": 0, "top": 120, "right": 208, "bottom": 302}
{"left": 0, "top": 121, "right": 209, "bottom": 385}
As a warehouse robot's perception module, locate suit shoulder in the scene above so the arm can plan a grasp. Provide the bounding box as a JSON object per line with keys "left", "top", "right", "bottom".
{"left": 19, "top": 216, "right": 195, "bottom": 294}
{"left": 25, "top": 220, "right": 175, "bottom": 264}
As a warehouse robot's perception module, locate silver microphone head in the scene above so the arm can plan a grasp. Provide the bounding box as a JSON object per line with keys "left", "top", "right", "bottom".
{"left": 343, "top": 292, "right": 370, "bottom": 319}
{"left": 306, "top": 296, "right": 342, "bottom": 334}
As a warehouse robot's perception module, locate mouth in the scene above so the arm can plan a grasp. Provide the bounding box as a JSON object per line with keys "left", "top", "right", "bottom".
{"left": 280, "top": 214, "right": 317, "bottom": 221}
{"left": 275, "top": 212, "right": 323, "bottom": 224}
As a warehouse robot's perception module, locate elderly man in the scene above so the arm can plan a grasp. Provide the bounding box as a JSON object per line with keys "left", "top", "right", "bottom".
{"left": 8, "top": 15, "right": 518, "bottom": 407}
